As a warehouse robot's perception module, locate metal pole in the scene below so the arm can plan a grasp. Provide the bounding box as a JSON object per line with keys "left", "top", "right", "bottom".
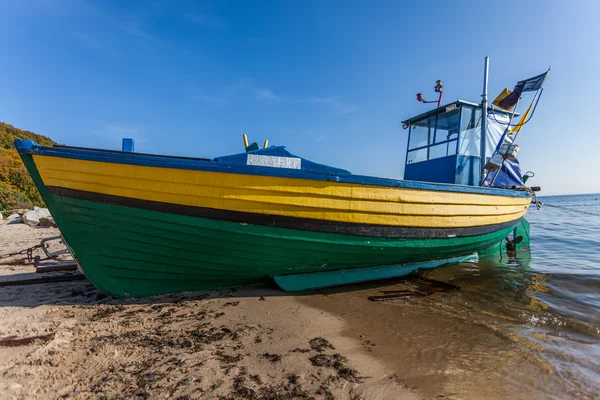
{"left": 479, "top": 56, "right": 489, "bottom": 186}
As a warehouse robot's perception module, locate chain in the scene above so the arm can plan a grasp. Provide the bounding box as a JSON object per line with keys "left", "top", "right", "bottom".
{"left": 0, "top": 244, "right": 43, "bottom": 262}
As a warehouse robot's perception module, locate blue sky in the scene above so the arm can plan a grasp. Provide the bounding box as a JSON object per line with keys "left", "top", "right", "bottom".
{"left": 1, "top": 0, "right": 598, "bottom": 195}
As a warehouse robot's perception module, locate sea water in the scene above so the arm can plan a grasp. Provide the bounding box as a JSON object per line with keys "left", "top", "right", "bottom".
{"left": 462, "top": 193, "right": 600, "bottom": 396}
{"left": 516, "top": 194, "right": 600, "bottom": 393}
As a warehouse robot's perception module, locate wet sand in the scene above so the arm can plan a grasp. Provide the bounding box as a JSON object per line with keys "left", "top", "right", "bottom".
{"left": 304, "top": 280, "right": 579, "bottom": 399}
{"left": 0, "top": 223, "right": 592, "bottom": 399}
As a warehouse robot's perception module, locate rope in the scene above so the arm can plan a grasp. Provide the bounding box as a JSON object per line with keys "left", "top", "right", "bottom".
{"left": 512, "top": 191, "right": 600, "bottom": 217}
{"left": 514, "top": 186, "right": 541, "bottom": 210}
{"left": 542, "top": 203, "right": 600, "bottom": 217}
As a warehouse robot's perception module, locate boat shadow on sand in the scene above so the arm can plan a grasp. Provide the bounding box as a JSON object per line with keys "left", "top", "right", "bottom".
{"left": 0, "top": 269, "right": 467, "bottom": 309}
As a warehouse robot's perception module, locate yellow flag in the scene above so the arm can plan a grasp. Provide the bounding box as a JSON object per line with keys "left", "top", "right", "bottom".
{"left": 509, "top": 103, "right": 533, "bottom": 135}
{"left": 493, "top": 88, "right": 513, "bottom": 110}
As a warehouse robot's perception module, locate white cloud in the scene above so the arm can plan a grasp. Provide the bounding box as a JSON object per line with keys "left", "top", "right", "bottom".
{"left": 339, "top": 104, "right": 359, "bottom": 115}
{"left": 190, "top": 80, "right": 357, "bottom": 115}
{"left": 190, "top": 78, "right": 252, "bottom": 105}
{"left": 103, "top": 125, "right": 146, "bottom": 143}
{"left": 105, "top": 125, "right": 138, "bottom": 135}
{"left": 255, "top": 88, "right": 280, "bottom": 101}
{"left": 258, "top": 93, "right": 358, "bottom": 115}
{"left": 304, "top": 96, "right": 358, "bottom": 115}
{"left": 184, "top": 12, "right": 229, "bottom": 31}
{"left": 71, "top": 31, "right": 117, "bottom": 55}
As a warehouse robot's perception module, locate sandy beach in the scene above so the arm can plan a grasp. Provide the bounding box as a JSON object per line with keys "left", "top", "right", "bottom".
{"left": 0, "top": 223, "right": 415, "bottom": 400}
{"left": 0, "top": 223, "right": 586, "bottom": 399}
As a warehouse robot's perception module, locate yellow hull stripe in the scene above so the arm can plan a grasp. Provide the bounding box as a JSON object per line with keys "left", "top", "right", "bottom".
{"left": 34, "top": 155, "right": 530, "bottom": 228}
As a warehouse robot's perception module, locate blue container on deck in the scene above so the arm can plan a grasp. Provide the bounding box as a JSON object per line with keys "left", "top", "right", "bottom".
{"left": 122, "top": 138, "right": 135, "bottom": 152}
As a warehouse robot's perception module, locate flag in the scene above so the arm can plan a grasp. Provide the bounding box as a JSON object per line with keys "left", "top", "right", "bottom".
{"left": 508, "top": 103, "right": 533, "bottom": 135}
{"left": 493, "top": 88, "right": 513, "bottom": 110}
{"left": 498, "top": 71, "right": 548, "bottom": 111}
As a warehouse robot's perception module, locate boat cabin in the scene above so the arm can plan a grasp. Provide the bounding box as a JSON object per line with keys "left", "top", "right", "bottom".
{"left": 402, "top": 100, "right": 518, "bottom": 187}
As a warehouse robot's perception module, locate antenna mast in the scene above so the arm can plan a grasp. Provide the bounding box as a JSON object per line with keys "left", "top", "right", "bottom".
{"left": 479, "top": 56, "right": 489, "bottom": 185}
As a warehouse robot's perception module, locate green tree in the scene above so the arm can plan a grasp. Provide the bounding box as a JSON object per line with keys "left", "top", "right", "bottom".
{"left": 0, "top": 122, "right": 56, "bottom": 214}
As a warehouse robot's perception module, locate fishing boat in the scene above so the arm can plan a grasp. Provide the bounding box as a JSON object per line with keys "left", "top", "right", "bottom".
{"left": 16, "top": 60, "right": 546, "bottom": 298}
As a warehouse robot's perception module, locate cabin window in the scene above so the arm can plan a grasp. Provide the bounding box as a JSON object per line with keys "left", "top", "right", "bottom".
{"left": 407, "top": 147, "right": 428, "bottom": 164}
{"left": 429, "top": 141, "right": 457, "bottom": 159}
{"left": 434, "top": 109, "right": 460, "bottom": 143}
{"left": 406, "top": 108, "right": 459, "bottom": 163}
{"left": 457, "top": 107, "right": 482, "bottom": 156}
{"left": 408, "top": 115, "right": 435, "bottom": 150}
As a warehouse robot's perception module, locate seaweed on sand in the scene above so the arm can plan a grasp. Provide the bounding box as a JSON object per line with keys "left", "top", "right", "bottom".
{"left": 309, "top": 354, "right": 362, "bottom": 383}
{"left": 309, "top": 337, "right": 335, "bottom": 353}
{"left": 89, "top": 305, "right": 125, "bottom": 321}
{"left": 261, "top": 353, "right": 282, "bottom": 362}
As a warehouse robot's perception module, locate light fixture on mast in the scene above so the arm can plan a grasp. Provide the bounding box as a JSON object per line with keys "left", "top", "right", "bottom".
{"left": 416, "top": 80, "right": 443, "bottom": 108}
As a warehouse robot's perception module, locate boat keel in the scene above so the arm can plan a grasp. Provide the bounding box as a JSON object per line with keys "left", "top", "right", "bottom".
{"left": 274, "top": 254, "right": 478, "bottom": 292}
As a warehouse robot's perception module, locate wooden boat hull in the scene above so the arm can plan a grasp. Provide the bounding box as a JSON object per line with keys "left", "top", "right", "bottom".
{"left": 17, "top": 141, "right": 531, "bottom": 297}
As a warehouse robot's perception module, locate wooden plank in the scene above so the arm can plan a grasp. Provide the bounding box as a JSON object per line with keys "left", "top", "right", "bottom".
{"left": 0, "top": 258, "right": 29, "bottom": 266}
{"left": 368, "top": 292, "right": 430, "bottom": 301}
{"left": 36, "top": 260, "right": 75, "bottom": 266}
{"left": 0, "top": 332, "right": 55, "bottom": 347}
{"left": 36, "top": 262, "right": 78, "bottom": 273}
{"left": 0, "top": 274, "right": 86, "bottom": 287}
